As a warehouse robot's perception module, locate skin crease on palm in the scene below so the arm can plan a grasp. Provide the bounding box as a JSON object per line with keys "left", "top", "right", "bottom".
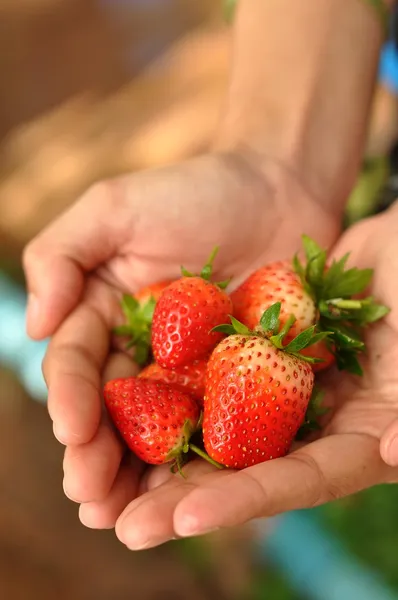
{"left": 23, "top": 150, "right": 398, "bottom": 551}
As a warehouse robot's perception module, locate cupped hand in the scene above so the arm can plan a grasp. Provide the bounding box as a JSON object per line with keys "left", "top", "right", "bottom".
{"left": 23, "top": 150, "right": 339, "bottom": 538}
{"left": 108, "top": 202, "right": 398, "bottom": 550}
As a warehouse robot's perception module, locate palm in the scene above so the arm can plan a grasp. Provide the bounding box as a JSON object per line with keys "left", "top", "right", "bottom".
{"left": 27, "top": 152, "right": 342, "bottom": 540}
{"left": 104, "top": 208, "right": 398, "bottom": 550}
{"left": 322, "top": 322, "right": 398, "bottom": 444}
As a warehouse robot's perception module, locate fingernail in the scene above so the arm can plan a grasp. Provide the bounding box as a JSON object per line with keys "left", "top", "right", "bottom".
{"left": 176, "top": 514, "right": 220, "bottom": 538}
{"left": 121, "top": 529, "right": 171, "bottom": 551}
{"left": 385, "top": 435, "right": 398, "bottom": 466}
{"left": 125, "top": 538, "right": 153, "bottom": 551}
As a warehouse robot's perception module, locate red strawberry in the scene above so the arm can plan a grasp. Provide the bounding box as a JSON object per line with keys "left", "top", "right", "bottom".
{"left": 203, "top": 304, "right": 321, "bottom": 469}
{"left": 114, "top": 280, "right": 174, "bottom": 366}
{"left": 104, "top": 377, "right": 200, "bottom": 470}
{"left": 231, "top": 259, "right": 316, "bottom": 344}
{"left": 139, "top": 359, "right": 207, "bottom": 405}
{"left": 231, "top": 235, "right": 389, "bottom": 375}
{"left": 152, "top": 247, "right": 233, "bottom": 369}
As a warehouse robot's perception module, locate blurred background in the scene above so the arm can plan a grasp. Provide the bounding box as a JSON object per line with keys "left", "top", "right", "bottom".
{"left": 2, "top": 1, "right": 398, "bottom": 599}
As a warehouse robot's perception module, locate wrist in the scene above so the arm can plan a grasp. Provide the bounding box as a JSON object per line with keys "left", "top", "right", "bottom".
{"left": 214, "top": 0, "right": 387, "bottom": 217}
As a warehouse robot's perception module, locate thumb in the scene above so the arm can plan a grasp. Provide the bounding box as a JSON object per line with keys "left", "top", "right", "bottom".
{"left": 23, "top": 182, "right": 120, "bottom": 339}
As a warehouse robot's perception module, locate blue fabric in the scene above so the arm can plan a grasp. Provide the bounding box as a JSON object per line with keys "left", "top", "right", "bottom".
{"left": 253, "top": 511, "right": 398, "bottom": 600}
{"left": 0, "top": 272, "right": 47, "bottom": 402}
{"left": 379, "top": 41, "right": 398, "bottom": 94}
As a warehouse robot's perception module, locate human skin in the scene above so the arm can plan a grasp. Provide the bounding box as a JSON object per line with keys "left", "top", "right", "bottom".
{"left": 23, "top": 0, "right": 395, "bottom": 548}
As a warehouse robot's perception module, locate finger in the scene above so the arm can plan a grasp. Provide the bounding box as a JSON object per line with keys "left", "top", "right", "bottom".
{"left": 63, "top": 422, "right": 124, "bottom": 503}
{"left": 44, "top": 276, "right": 127, "bottom": 444}
{"left": 115, "top": 460, "right": 223, "bottom": 550}
{"left": 138, "top": 462, "right": 176, "bottom": 495}
{"left": 102, "top": 351, "right": 141, "bottom": 383}
{"left": 79, "top": 461, "right": 144, "bottom": 530}
{"left": 62, "top": 352, "right": 140, "bottom": 501}
{"left": 23, "top": 182, "right": 120, "bottom": 339}
{"left": 44, "top": 301, "right": 109, "bottom": 445}
{"left": 173, "top": 434, "right": 393, "bottom": 537}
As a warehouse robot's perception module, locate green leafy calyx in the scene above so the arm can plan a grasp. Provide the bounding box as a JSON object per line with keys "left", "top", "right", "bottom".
{"left": 113, "top": 293, "right": 157, "bottom": 366}
{"left": 296, "top": 386, "right": 329, "bottom": 440}
{"left": 213, "top": 302, "right": 331, "bottom": 363}
{"left": 181, "top": 246, "right": 232, "bottom": 290}
{"left": 293, "top": 234, "right": 390, "bottom": 375}
{"left": 168, "top": 417, "right": 224, "bottom": 476}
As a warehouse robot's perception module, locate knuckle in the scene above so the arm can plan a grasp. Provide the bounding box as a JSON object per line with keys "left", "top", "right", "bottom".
{"left": 289, "top": 452, "right": 327, "bottom": 507}
{"left": 238, "top": 470, "right": 271, "bottom": 517}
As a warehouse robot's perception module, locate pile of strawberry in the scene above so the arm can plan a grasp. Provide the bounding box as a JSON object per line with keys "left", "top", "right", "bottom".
{"left": 104, "top": 237, "right": 389, "bottom": 474}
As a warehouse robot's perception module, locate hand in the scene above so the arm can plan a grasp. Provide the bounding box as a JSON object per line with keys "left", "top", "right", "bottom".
{"left": 23, "top": 150, "right": 339, "bottom": 541}
{"left": 103, "top": 201, "right": 398, "bottom": 550}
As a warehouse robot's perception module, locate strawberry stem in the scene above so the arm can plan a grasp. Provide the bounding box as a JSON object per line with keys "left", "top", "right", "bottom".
{"left": 181, "top": 245, "right": 232, "bottom": 289}
{"left": 327, "top": 298, "right": 363, "bottom": 310}
{"left": 175, "top": 455, "right": 188, "bottom": 479}
{"left": 189, "top": 444, "right": 224, "bottom": 469}
{"left": 200, "top": 246, "right": 219, "bottom": 280}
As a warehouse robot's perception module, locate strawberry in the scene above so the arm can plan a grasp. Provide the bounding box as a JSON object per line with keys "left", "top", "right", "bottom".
{"left": 231, "top": 235, "right": 389, "bottom": 375}
{"left": 231, "top": 259, "right": 316, "bottom": 343}
{"left": 104, "top": 377, "right": 201, "bottom": 471}
{"left": 114, "top": 280, "right": 173, "bottom": 366}
{"left": 152, "top": 247, "right": 233, "bottom": 369}
{"left": 138, "top": 359, "right": 207, "bottom": 405}
{"left": 203, "top": 303, "right": 325, "bottom": 469}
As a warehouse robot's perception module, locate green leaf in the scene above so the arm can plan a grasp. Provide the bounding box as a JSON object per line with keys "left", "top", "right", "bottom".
{"left": 134, "top": 342, "right": 150, "bottom": 367}
{"left": 300, "top": 235, "right": 328, "bottom": 298}
{"left": 295, "top": 420, "right": 322, "bottom": 440}
{"left": 260, "top": 302, "right": 281, "bottom": 334}
{"left": 229, "top": 316, "right": 252, "bottom": 335}
{"left": 211, "top": 324, "right": 236, "bottom": 335}
{"left": 140, "top": 296, "right": 157, "bottom": 322}
{"left": 302, "top": 330, "right": 331, "bottom": 348}
{"left": 290, "top": 353, "right": 324, "bottom": 364}
{"left": 321, "top": 254, "right": 349, "bottom": 298}
{"left": 302, "top": 235, "right": 324, "bottom": 263}
{"left": 215, "top": 277, "right": 232, "bottom": 290}
{"left": 121, "top": 294, "right": 139, "bottom": 317}
{"left": 113, "top": 325, "right": 133, "bottom": 336}
{"left": 181, "top": 266, "right": 194, "bottom": 278}
{"left": 324, "top": 265, "right": 373, "bottom": 299}
{"left": 335, "top": 350, "right": 363, "bottom": 376}
{"left": 349, "top": 300, "right": 390, "bottom": 325}
{"left": 296, "top": 386, "right": 329, "bottom": 440}
{"left": 115, "top": 293, "right": 155, "bottom": 367}
{"left": 308, "top": 386, "right": 328, "bottom": 417}
{"left": 292, "top": 253, "right": 305, "bottom": 280}
{"left": 284, "top": 325, "right": 317, "bottom": 353}
{"left": 323, "top": 321, "right": 364, "bottom": 350}
{"left": 306, "top": 250, "right": 327, "bottom": 293}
